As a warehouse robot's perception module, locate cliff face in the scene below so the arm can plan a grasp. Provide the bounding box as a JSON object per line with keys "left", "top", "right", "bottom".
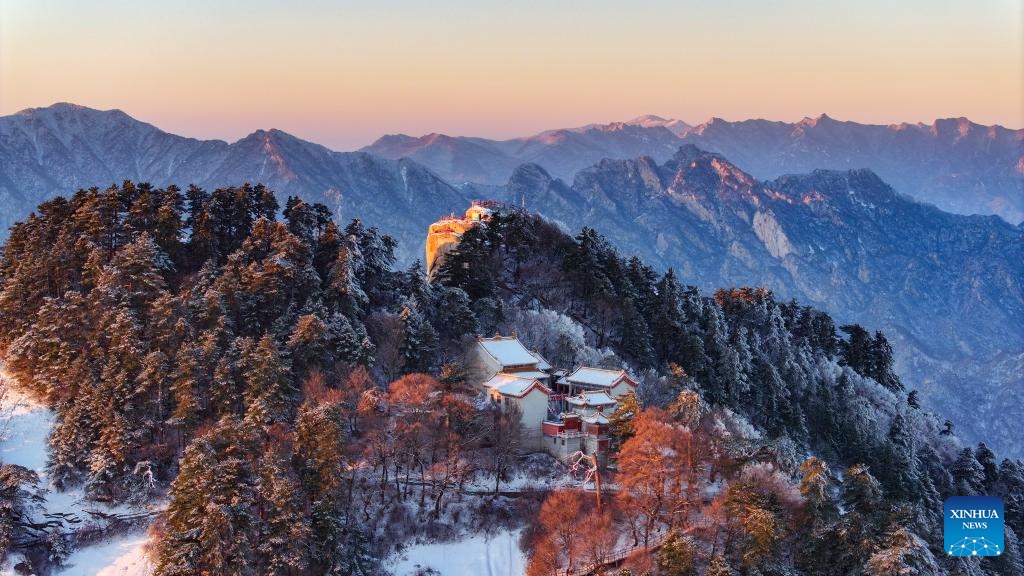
{"left": 425, "top": 203, "right": 493, "bottom": 277}
{"left": 426, "top": 219, "right": 476, "bottom": 277}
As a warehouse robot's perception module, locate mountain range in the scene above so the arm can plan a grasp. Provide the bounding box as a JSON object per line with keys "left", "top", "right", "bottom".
{"left": 0, "top": 103, "right": 464, "bottom": 263}
{"left": 0, "top": 103, "right": 1021, "bottom": 456}
{"left": 363, "top": 113, "right": 1023, "bottom": 224}
{"left": 499, "top": 149, "right": 1023, "bottom": 454}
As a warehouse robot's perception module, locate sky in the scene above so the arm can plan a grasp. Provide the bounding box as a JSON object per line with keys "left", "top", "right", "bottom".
{"left": 1, "top": 0, "right": 1021, "bottom": 150}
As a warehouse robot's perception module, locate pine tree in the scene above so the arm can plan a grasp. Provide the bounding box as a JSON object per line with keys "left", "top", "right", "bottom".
{"left": 975, "top": 443, "right": 999, "bottom": 492}
{"left": 156, "top": 421, "right": 260, "bottom": 576}
{"left": 868, "top": 331, "right": 903, "bottom": 392}
{"left": 256, "top": 452, "right": 311, "bottom": 573}
{"left": 609, "top": 389, "right": 641, "bottom": 448}
{"left": 842, "top": 464, "right": 884, "bottom": 518}
{"left": 651, "top": 269, "right": 685, "bottom": 362}
{"left": 170, "top": 343, "right": 204, "bottom": 434}
{"left": 799, "top": 457, "right": 837, "bottom": 527}
{"left": 0, "top": 464, "right": 43, "bottom": 564}
{"left": 427, "top": 286, "right": 477, "bottom": 344}
{"left": 998, "top": 459, "right": 1024, "bottom": 536}
{"left": 434, "top": 225, "right": 495, "bottom": 300}
{"left": 706, "top": 554, "right": 734, "bottom": 576}
{"left": 881, "top": 412, "right": 920, "bottom": 500}
{"left": 991, "top": 526, "right": 1024, "bottom": 576}
{"left": 866, "top": 526, "right": 939, "bottom": 576}
{"left": 818, "top": 463, "right": 886, "bottom": 573}
{"left": 327, "top": 243, "right": 368, "bottom": 317}
{"left": 287, "top": 314, "right": 331, "bottom": 377}
{"left": 398, "top": 301, "right": 437, "bottom": 375}
{"left": 618, "top": 297, "right": 654, "bottom": 365}
{"left": 951, "top": 448, "right": 985, "bottom": 496}
{"left": 839, "top": 324, "right": 872, "bottom": 376}
{"left": 241, "top": 335, "right": 295, "bottom": 426}
{"left": 657, "top": 531, "right": 697, "bottom": 576}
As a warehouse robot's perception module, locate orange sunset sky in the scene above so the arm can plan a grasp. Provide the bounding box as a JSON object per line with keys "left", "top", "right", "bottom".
{"left": 1, "top": 0, "right": 1021, "bottom": 149}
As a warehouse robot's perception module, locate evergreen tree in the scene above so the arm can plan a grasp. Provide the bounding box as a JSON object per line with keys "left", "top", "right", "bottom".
{"left": 991, "top": 526, "right": 1024, "bottom": 576}
{"left": 256, "top": 452, "right": 311, "bottom": 573}
{"left": 241, "top": 335, "right": 295, "bottom": 426}
{"left": 998, "top": 459, "right": 1024, "bottom": 536}
{"left": 951, "top": 448, "right": 985, "bottom": 496}
{"left": 799, "top": 457, "right": 837, "bottom": 527}
{"left": 156, "top": 421, "right": 260, "bottom": 576}
{"left": 881, "top": 412, "right": 920, "bottom": 500}
{"left": 609, "top": 389, "right": 640, "bottom": 449}
{"left": 866, "top": 526, "right": 939, "bottom": 576}
{"left": 287, "top": 314, "right": 332, "bottom": 377}
{"left": 839, "top": 324, "right": 873, "bottom": 375}
{"left": 398, "top": 300, "right": 437, "bottom": 375}
{"left": 975, "top": 443, "right": 999, "bottom": 492}
{"left": 706, "top": 554, "right": 734, "bottom": 576}
{"left": 657, "top": 531, "right": 697, "bottom": 576}
{"left": 868, "top": 331, "right": 903, "bottom": 391}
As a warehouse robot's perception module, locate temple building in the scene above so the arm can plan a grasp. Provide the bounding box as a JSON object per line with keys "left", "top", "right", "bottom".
{"left": 468, "top": 334, "right": 636, "bottom": 464}
{"left": 425, "top": 201, "right": 494, "bottom": 278}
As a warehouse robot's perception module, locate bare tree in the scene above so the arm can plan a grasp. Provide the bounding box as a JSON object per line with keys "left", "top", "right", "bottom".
{"left": 567, "top": 451, "right": 602, "bottom": 511}
{"left": 536, "top": 489, "right": 586, "bottom": 574}
{"left": 483, "top": 404, "right": 521, "bottom": 494}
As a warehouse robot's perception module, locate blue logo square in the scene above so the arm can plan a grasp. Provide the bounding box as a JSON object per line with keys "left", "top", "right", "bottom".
{"left": 944, "top": 496, "right": 1004, "bottom": 557}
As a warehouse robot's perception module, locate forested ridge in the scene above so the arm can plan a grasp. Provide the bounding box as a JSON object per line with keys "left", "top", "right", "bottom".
{"left": 0, "top": 182, "right": 1021, "bottom": 575}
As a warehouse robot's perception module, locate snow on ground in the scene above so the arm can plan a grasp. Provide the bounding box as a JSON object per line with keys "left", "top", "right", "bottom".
{"left": 387, "top": 529, "right": 527, "bottom": 576}
{"left": 1, "top": 373, "right": 155, "bottom": 576}
{"left": 0, "top": 383, "right": 52, "bottom": 472}
{"left": 464, "top": 452, "right": 577, "bottom": 493}
{"left": 55, "top": 532, "right": 153, "bottom": 576}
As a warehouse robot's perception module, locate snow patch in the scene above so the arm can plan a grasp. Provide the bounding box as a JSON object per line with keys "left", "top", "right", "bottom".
{"left": 0, "top": 383, "right": 52, "bottom": 472}
{"left": 387, "top": 529, "right": 527, "bottom": 576}
{"left": 56, "top": 532, "right": 153, "bottom": 576}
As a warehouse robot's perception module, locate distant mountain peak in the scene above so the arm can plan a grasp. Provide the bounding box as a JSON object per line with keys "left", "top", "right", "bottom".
{"left": 798, "top": 113, "right": 836, "bottom": 127}
{"left": 671, "top": 143, "right": 710, "bottom": 162}
{"left": 624, "top": 114, "right": 691, "bottom": 134}
{"left": 628, "top": 114, "right": 669, "bottom": 123}
{"left": 15, "top": 102, "right": 135, "bottom": 121}
{"left": 17, "top": 102, "right": 97, "bottom": 115}
{"left": 370, "top": 133, "right": 417, "bottom": 144}
{"left": 509, "top": 162, "right": 556, "bottom": 183}
{"left": 930, "top": 117, "right": 978, "bottom": 138}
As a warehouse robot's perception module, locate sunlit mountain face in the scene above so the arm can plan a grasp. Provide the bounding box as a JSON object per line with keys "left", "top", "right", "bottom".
{"left": 2, "top": 1, "right": 1021, "bottom": 574}
{"left": 1, "top": 104, "right": 1021, "bottom": 460}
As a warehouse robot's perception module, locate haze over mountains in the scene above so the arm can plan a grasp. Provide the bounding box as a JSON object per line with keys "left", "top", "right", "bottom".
{"left": 0, "top": 103, "right": 1022, "bottom": 456}
{"left": 363, "top": 113, "right": 1024, "bottom": 224}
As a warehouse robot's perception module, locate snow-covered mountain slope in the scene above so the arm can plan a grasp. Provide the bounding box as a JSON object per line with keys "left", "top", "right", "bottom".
{"left": 1, "top": 104, "right": 1020, "bottom": 457}
{"left": 366, "top": 112, "right": 1023, "bottom": 223}
{"left": 362, "top": 119, "right": 687, "bottom": 187}
{"left": 0, "top": 104, "right": 468, "bottom": 263}
{"left": 498, "top": 147, "right": 1024, "bottom": 457}
{"left": 677, "top": 114, "right": 1024, "bottom": 224}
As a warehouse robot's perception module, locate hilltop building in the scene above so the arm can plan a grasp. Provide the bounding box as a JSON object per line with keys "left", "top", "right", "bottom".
{"left": 469, "top": 334, "right": 636, "bottom": 464}
{"left": 425, "top": 201, "right": 495, "bottom": 278}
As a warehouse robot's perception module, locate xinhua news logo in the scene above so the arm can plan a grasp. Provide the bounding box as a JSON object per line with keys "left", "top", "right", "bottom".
{"left": 944, "top": 496, "right": 1004, "bottom": 557}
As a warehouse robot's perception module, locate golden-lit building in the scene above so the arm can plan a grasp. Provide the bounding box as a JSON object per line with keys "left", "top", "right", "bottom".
{"left": 425, "top": 201, "right": 494, "bottom": 279}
